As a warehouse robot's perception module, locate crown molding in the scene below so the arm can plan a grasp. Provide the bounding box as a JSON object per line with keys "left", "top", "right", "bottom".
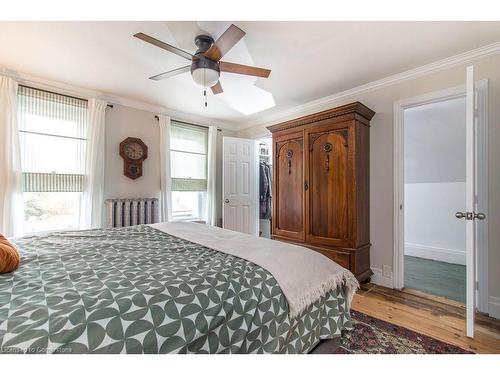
{"left": 236, "top": 40, "right": 500, "bottom": 132}
{"left": 4, "top": 39, "right": 500, "bottom": 133}
{"left": 0, "top": 66, "right": 236, "bottom": 130}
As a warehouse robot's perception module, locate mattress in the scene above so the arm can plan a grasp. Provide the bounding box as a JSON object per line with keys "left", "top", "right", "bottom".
{"left": 0, "top": 225, "right": 352, "bottom": 353}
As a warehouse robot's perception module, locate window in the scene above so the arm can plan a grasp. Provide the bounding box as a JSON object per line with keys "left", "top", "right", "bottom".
{"left": 170, "top": 121, "right": 208, "bottom": 221}
{"left": 18, "top": 86, "right": 88, "bottom": 233}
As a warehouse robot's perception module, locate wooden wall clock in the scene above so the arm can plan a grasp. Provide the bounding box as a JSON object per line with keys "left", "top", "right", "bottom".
{"left": 119, "top": 137, "right": 148, "bottom": 179}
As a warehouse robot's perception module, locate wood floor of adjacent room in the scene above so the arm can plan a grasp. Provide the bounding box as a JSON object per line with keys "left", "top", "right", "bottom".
{"left": 352, "top": 283, "right": 500, "bottom": 353}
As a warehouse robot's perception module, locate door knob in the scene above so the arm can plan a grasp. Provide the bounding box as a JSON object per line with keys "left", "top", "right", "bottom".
{"left": 455, "top": 212, "right": 486, "bottom": 220}
{"left": 224, "top": 199, "right": 230, "bottom": 204}
{"left": 474, "top": 212, "right": 486, "bottom": 220}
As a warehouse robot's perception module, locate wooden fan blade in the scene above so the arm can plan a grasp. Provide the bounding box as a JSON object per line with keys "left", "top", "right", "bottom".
{"left": 211, "top": 81, "right": 223, "bottom": 94}
{"left": 219, "top": 61, "right": 271, "bottom": 78}
{"left": 204, "top": 24, "right": 246, "bottom": 62}
{"left": 149, "top": 65, "right": 191, "bottom": 81}
{"left": 134, "top": 32, "right": 193, "bottom": 61}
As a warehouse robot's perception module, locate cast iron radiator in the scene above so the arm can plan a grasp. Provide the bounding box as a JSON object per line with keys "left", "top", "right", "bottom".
{"left": 105, "top": 198, "right": 159, "bottom": 228}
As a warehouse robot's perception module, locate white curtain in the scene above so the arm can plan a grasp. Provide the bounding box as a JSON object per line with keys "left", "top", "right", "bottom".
{"left": 205, "top": 125, "right": 217, "bottom": 226}
{"left": 158, "top": 114, "right": 172, "bottom": 222}
{"left": 81, "top": 98, "right": 107, "bottom": 229}
{"left": 0, "top": 76, "right": 23, "bottom": 237}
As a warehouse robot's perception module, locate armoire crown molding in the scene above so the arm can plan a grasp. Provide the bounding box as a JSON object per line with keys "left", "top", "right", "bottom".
{"left": 237, "top": 40, "right": 500, "bottom": 132}
{"left": 266, "top": 101, "right": 375, "bottom": 133}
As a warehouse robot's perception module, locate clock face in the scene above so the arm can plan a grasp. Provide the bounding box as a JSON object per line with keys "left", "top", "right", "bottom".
{"left": 124, "top": 142, "right": 145, "bottom": 160}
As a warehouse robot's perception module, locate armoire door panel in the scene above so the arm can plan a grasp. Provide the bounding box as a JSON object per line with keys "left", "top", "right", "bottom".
{"left": 274, "top": 136, "right": 304, "bottom": 240}
{"left": 306, "top": 127, "right": 352, "bottom": 247}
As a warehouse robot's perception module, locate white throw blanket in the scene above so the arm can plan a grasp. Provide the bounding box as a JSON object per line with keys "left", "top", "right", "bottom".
{"left": 150, "top": 222, "right": 359, "bottom": 319}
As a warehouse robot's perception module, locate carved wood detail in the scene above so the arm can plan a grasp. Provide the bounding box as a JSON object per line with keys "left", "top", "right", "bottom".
{"left": 309, "top": 128, "right": 348, "bottom": 151}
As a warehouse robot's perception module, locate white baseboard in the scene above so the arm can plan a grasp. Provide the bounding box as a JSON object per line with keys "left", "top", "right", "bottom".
{"left": 489, "top": 296, "right": 500, "bottom": 319}
{"left": 405, "top": 243, "right": 466, "bottom": 265}
{"left": 371, "top": 267, "right": 394, "bottom": 289}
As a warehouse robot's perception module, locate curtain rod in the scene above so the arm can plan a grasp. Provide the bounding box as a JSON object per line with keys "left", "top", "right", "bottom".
{"left": 19, "top": 84, "right": 114, "bottom": 108}
{"left": 154, "top": 115, "right": 222, "bottom": 132}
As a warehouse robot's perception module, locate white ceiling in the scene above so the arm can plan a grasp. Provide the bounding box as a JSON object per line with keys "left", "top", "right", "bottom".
{"left": 1, "top": 21, "right": 499, "bottom": 129}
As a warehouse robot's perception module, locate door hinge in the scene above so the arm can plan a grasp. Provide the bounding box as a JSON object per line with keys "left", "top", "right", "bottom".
{"left": 476, "top": 281, "right": 479, "bottom": 291}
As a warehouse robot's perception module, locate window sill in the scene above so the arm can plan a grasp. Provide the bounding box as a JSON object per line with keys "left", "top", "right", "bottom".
{"left": 22, "top": 227, "right": 85, "bottom": 236}
{"left": 170, "top": 216, "right": 206, "bottom": 224}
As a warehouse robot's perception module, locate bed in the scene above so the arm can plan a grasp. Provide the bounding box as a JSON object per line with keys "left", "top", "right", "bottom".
{"left": 0, "top": 222, "right": 358, "bottom": 354}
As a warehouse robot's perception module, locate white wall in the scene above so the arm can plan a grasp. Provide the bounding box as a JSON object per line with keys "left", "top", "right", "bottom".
{"left": 104, "top": 104, "right": 161, "bottom": 203}
{"left": 404, "top": 182, "right": 466, "bottom": 264}
{"left": 404, "top": 97, "right": 466, "bottom": 183}
{"left": 236, "top": 53, "right": 500, "bottom": 316}
{"left": 104, "top": 103, "right": 236, "bottom": 227}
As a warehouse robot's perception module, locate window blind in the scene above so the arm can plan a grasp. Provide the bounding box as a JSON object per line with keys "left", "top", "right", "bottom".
{"left": 170, "top": 121, "right": 208, "bottom": 192}
{"left": 17, "top": 86, "right": 88, "bottom": 192}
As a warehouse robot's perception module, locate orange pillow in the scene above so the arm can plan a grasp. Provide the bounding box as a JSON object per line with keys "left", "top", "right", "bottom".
{"left": 0, "top": 234, "right": 20, "bottom": 273}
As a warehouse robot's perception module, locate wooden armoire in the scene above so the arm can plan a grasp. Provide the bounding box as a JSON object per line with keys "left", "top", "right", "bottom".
{"left": 267, "top": 102, "right": 375, "bottom": 282}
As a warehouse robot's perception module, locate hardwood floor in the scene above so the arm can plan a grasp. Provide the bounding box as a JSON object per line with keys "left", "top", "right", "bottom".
{"left": 352, "top": 283, "right": 500, "bottom": 353}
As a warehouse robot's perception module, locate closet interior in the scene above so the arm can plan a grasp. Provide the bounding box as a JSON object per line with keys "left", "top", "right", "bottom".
{"left": 258, "top": 138, "right": 272, "bottom": 238}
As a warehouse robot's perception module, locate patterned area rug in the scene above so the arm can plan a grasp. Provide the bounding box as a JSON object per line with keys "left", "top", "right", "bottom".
{"left": 335, "top": 310, "right": 473, "bottom": 354}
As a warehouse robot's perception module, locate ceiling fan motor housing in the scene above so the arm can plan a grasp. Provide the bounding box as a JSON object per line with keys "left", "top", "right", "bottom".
{"left": 191, "top": 34, "right": 220, "bottom": 87}
{"left": 194, "top": 34, "right": 214, "bottom": 54}
{"left": 191, "top": 56, "right": 220, "bottom": 73}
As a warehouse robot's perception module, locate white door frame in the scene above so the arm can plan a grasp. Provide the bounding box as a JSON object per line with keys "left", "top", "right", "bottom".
{"left": 393, "top": 80, "right": 489, "bottom": 313}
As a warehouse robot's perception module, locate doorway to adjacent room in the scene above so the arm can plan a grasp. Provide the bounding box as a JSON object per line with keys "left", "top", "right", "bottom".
{"left": 393, "top": 80, "right": 489, "bottom": 317}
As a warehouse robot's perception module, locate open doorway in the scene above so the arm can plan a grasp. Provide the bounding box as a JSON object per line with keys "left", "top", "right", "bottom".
{"left": 394, "top": 81, "right": 489, "bottom": 313}
{"left": 257, "top": 136, "right": 272, "bottom": 238}
{"left": 403, "top": 97, "right": 467, "bottom": 302}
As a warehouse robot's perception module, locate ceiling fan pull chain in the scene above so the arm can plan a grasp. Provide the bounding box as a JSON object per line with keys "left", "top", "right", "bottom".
{"left": 204, "top": 66, "right": 208, "bottom": 107}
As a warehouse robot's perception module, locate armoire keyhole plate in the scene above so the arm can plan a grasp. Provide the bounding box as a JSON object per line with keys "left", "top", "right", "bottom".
{"left": 286, "top": 149, "right": 293, "bottom": 174}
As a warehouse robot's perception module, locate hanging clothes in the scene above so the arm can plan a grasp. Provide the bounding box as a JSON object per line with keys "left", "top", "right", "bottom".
{"left": 259, "top": 161, "right": 272, "bottom": 219}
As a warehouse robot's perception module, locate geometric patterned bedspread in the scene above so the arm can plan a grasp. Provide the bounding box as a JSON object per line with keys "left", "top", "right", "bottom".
{"left": 0, "top": 225, "right": 352, "bottom": 354}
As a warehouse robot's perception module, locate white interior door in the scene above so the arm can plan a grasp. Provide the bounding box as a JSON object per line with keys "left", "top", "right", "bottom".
{"left": 222, "top": 137, "right": 258, "bottom": 235}
{"left": 462, "top": 65, "right": 484, "bottom": 338}
{"left": 465, "top": 65, "right": 476, "bottom": 338}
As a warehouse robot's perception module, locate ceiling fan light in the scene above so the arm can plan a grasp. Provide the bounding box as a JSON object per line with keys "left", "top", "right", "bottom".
{"left": 192, "top": 67, "right": 220, "bottom": 88}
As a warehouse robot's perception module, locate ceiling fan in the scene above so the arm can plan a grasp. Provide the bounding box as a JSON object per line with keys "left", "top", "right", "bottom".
{"left": 134, "top": 24, "right": 271, "bottom": 97}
